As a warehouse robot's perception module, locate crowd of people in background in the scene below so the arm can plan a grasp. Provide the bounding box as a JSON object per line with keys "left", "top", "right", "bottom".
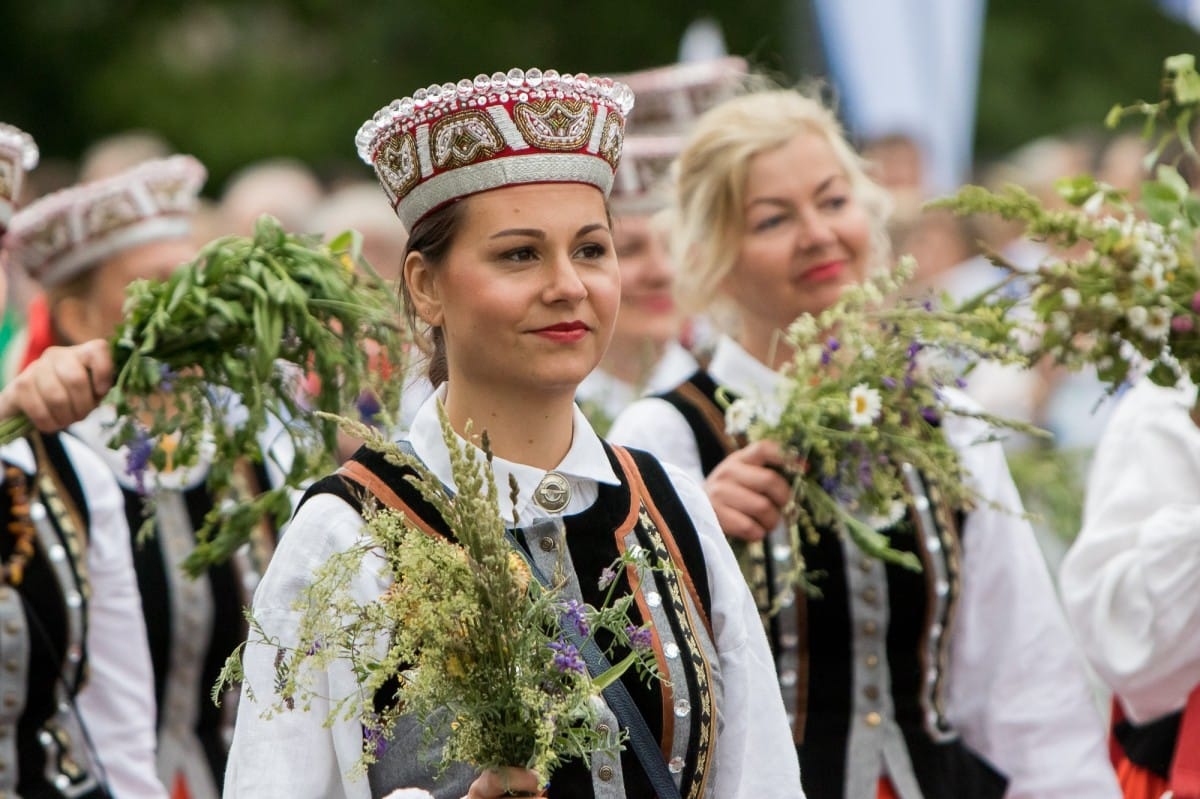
{"left": 0, "top": 51, "right": 1194, "bottom": 799}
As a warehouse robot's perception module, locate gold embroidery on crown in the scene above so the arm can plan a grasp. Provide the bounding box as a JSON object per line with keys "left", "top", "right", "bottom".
{"left": 513, "top": 99, "right": 595, "bottom": 152}
{"left": 375, "top": 133, "right": 420, "bottom": 205}
{"left": 25, "top": 212, "right": 72, "bottom": 264}
{"left": 0, "top": 157, "right": 15, "bottom": 201}
{"left": 431, "top": 110, "right": 505, "bottom": 170}
{"left": 85, "top": 191, "right": 140, "bottom": 238}
{"left": 598, "top": 115, "right": 624, "bottom": 168}
{"left": 147, "top": 177, "right": 189, "bottom": 211}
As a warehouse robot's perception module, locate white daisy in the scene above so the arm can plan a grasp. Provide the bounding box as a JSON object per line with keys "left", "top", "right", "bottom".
{"left": 1142, "top": 306, "right": 1172, "bottom": 340}
{"left": 724, "top": 398, "right": 757, "bottom": 436}
{"left": 1061, "top": 288, "right": 1081, "bottom": 309}
{"left": 848, "top": 383, "right": 882, "bottom": 427}
{"left": 1131, "top": 262, "right": 1165, "bottom": 292}
{"left": 1126, "top": 304, "right": 1149, "bottom": 332}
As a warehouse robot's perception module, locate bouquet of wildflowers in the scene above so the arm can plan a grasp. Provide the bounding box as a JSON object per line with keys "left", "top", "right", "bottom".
{"left": 934, "top": 54, "right": 1200, "bottom": 393}
{"left": 725, "top": 258, "right": 1039, "bottom": 586}
{"left": 0, "top": 215, "right": 409, "bottom": 572}
{"left": 222, "top": 408, "right": 659, "bottom": 784}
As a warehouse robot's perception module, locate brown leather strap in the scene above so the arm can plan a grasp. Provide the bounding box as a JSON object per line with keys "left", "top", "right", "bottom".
{"left": 611, "top": 444, "right": 714, "bottom": 641}
{"left": 335, "top": 459, "right": 441, "bottom": 539}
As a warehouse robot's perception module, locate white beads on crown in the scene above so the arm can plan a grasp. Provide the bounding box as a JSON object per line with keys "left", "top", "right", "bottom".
{"left": 0, "top": 123, "right": 39, "bottom": 171}
{"left": 356, "top": 68, "right": 636, "bottom": 164}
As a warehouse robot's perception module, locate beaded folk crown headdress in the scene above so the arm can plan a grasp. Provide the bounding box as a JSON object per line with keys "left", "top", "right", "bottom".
{"left": 6, "top": 155, "right": 206, "bottom": 289}
{"left": 608, "top": 57, "right": 747, "bottom": 216}
{"left": 0, "top": 123, "right": 39, "bottom": 235}
{"left": 356, "top": 68, "right": 636, "bottom": 231}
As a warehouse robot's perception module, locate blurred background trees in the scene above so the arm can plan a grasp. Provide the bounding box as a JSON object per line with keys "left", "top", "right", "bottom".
{"left": 0, "top": 0, "right": 1196, "bottom": 192}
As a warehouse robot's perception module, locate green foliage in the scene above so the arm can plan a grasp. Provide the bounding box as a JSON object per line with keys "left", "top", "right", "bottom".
{"left": 0, "top": 215, "right": 409, "bottom": 573}
{"left": 936, "top": 54, "right": 1200, "bottom": 393}
{"left": 730, "top": 258, "right": 1042, "bottom": 594}
{"left": 227, "top": 408, "right": 660, "bottom": 784}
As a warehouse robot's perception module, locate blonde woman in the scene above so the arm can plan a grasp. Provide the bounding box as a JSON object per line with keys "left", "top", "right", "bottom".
{"left": 608, "top": 87, "right": 1119, "bottom": 799}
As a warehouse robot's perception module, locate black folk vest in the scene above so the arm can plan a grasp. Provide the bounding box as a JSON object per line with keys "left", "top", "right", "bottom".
{"left": 655, "top": 371, "right": 1008, "bottom": 799}
{"left": 124, "top": 458, "right": 274, "bottom": 791}
{"left": 301, "top": 442, "right": 721, "bottom": 799}
{"left": 0, "top": 433, "right": 108, "bottom": 799}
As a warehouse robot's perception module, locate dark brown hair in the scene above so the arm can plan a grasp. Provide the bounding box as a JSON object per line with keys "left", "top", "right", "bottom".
{"left": 400, "top": 201, "right": 465, "bottom": 386}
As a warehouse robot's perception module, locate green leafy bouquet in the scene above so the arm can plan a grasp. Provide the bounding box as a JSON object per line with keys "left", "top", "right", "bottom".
{"left": 934, "top": 53, "right": 1200, "bottom": 393}
{"left": 222, "top": 408, "right": 659, "bottom": 784}
{"left": 725, "top": 258, "right": 1040, "bottom": 588}
{"left": 0, "top": 216, "right": 409, "bottom": 572}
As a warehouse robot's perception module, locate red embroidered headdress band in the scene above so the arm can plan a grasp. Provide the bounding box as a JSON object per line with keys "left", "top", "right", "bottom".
{"left": 0, "top": 123, "right": 39, "bottom": 235}
{"left": 6, "top": 155, "right": 206, "bottom": 289}
{"left": 356, "top": 68, "right": 636, "bottom": 231}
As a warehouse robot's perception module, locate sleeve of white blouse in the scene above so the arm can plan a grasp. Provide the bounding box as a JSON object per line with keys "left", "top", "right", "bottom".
{"left": 68, "top": 439, "right": 167, "bottom": 799}
{"left": 224, "top": 494, "right": 386, "bottom": 799}
{"left": 1059, "top": 381, "right": 1200, "bottom": 723}
{"left": 942, "top": 416, "right": 1120, "bottom": 799}
{"left": 609, "top": 398, "right": 706, "bottom": 485}
{"left": 659, "top": 463, "right": 805, "bottom": 799}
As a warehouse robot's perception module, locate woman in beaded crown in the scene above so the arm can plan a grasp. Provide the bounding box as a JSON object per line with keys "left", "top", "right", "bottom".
{"left": 224, "top": 68, "right": 802, "bottom": 799}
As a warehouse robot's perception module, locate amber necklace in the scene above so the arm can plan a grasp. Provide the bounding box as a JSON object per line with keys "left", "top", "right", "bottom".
{"left": 3, "top": 464, "right": 37, "bottom": 586}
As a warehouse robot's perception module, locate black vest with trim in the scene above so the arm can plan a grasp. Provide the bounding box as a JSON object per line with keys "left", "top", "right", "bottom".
{"left": 300, "top": 442, "right": 716, "bottom": 799}
{"left": 655, "top": 371, "right": 1008, "bottom": 799}
{"left": 123, "top": 458, "right": 271, "bottom": 788}
{"left": 3, "top": 433, "right": 107, "bottom": 799}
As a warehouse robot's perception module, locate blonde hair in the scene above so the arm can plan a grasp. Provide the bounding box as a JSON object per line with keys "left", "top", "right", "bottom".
{"left": 670, "top": 84, "right": 893, "bottom": 320}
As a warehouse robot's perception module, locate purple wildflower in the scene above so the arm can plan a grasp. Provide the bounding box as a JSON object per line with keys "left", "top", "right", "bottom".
{"left": 1172, "top": 315, "right": 1195, "bottom": 334}
{"left": 922, "top": 299, "right": 935, "bottom": 312}
{"left": 124, "top": 425, "right": 154, "bottom": 495}
{"left": 920, "top": 407, "right": 941, "bottom": 424}
{"left": 548, "top": 638, "right": 586, "bottom": 674}
{"left": 881, "top": 376, "right": 897, "bottom": 390}
{"left": 904, "top": 374, "right": 916, "bottom": 390}
{"left": 907, "top": 342, "right": 923, "bottom": 359}
{"left": 559, "top": 599, "right": 590, "bottom": 638}
{"left": 158, "top": 364, "right": 177, "bottom": 392}
{"left": 356, "top": 390, "right": 382, "bottom": 426}
{"left": 955, "top": 377, "right": 968, "bottom": 389}
{"left": 598, "top": 566, "right": 618, "bottom": 590}
{"left": 857, "top": 458, "right": 874, "bottom": 489}
{"left": 626, "top": 624, "right": 654, "bottom": 652}
{"left": 826, "top": 337, "right": 841, "bottom": 352}
{"left": 361, "top": 722, "right": 388, "bottom": 758}
{"left": 819, "top": 475, "right": 840, "bottom": 495}
{"left": 306, "top": 638, "right": 324, "bottom": 656}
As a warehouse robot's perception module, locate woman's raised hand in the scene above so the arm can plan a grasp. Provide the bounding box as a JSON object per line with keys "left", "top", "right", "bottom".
{"left": 704, "top": 439, "right": 793, "bottom": 542}
{"left": 0, "top": 339, "right": 112, "bottom": 431}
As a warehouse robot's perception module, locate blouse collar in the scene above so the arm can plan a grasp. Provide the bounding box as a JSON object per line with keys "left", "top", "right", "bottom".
{"left": 407, "top": 384, "right": 620, "bottom": 524}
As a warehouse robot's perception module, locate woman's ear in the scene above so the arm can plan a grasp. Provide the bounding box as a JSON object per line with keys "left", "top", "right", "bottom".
{"left": 403, "top": 250, "right": 444, "bottom": 327}
{"left": 49, "top": 294, "right": 97, "bottom": 347}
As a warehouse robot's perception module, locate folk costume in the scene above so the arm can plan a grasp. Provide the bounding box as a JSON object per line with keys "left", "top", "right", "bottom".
{"left": 0, "top": 124, "right": 164, "bottom": 799}
{"left": 609, "top": 335, "right": 1121, "bottom": 799}
{"left": 1060, "top": 378, "right": 1200, "bottom": 799}
{"left": 225, "top": 68, "right": 802, "bottom": 799}
{"left": 6, "top": 155, "right": 266, "bottom": 799}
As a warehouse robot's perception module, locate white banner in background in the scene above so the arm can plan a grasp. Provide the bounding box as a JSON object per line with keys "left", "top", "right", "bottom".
{"left": 1158, "top": 0, "right": 1200, "bottom": 29}
{"left": 811, "top": 0, "right": 988, "bottom": 193}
